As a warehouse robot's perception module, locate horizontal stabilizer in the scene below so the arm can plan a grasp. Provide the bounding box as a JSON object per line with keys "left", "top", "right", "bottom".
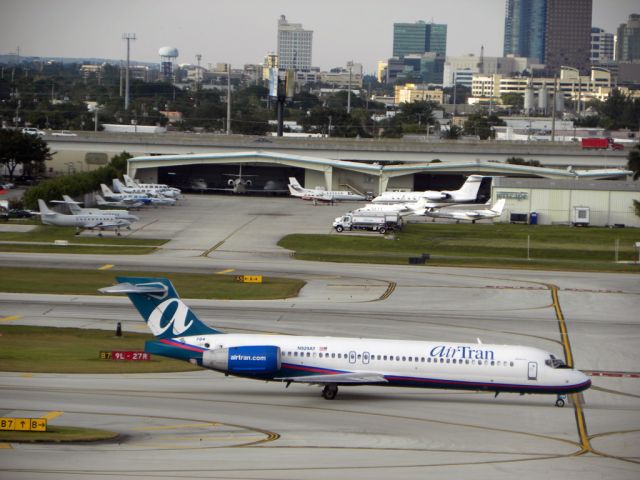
{"left": 276, "top": 371, "right": 388, "bottom": 384}
{"left": 99, "top": 282, "right": 168, "bottom": 295}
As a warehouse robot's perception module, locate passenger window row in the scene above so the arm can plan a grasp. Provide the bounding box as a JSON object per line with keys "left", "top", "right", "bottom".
{"left": 283, "top": 351, "right": 515, "bottom": 367}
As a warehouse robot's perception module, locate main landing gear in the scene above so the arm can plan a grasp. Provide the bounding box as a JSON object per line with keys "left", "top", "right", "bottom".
{"left": 321, "top": 384, "right": 338, "bottom": 400}
{"left": 555, "top": 394, "right": 566, "bottom": 407}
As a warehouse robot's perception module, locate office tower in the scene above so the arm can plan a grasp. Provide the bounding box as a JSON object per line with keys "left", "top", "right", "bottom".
{"left": 503, "top": 0, "right": 546, "bottom": 63}
{"left": 393, "top": 21, "right": 447, "bottom": 58}
{"left": 591, "top": 27, "right": 615, "bottom": 64}
{"left": 544, "top": 0, "right": 592, "bottom": 72}
{"left": 277, "top": 15, "right": 313, "bottom": 71}
{"left": 616, "top": 14, "right": 640, "bottom": 62}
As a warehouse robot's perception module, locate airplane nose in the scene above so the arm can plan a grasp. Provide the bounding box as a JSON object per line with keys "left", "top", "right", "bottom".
{"left": 577, "top": 371, "right": 591, "bottom": 390}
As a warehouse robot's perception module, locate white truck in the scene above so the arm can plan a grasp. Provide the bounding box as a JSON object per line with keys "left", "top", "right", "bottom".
{"left": 333, "top": 212, "right": 402, "bottom": 234}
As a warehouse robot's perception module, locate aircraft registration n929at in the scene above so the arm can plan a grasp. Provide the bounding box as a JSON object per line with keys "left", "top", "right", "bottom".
{"left": 100, "top": 277, "right": 591, "bottom": 406}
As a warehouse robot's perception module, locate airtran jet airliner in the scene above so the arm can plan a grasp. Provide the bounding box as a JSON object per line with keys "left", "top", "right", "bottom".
{"left": 100, "top": 277, "right": 591, "bottom": 406}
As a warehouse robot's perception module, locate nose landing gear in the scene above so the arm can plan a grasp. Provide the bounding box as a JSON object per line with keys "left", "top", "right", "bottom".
{"left": 555, "top": 394, "right": 566, "bottom": 407}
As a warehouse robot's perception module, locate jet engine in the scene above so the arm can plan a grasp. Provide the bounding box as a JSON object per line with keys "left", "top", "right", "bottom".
{"left": 202, "top": 345, "right": 281, "bottom": 375}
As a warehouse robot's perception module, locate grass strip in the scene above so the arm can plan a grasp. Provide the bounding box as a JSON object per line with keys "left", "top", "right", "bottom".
{"left": 278, "top": 223, "right": 640, "bottom": 272}
{"left": 0, "top": 325, "right": 200, "bottom": 373}
{"left": 0, "top": 426, "right": 118, "bottom": 443}
{"left": 0, "top": 225, "right": 168, "bottom": 254}
{"left": 0, "top": 267, "right": 305, "bottom": 299}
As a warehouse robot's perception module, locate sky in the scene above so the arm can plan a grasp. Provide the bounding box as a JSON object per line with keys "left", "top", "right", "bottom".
{"left": 0, "top": 0, "right": 638, "bottom": 74}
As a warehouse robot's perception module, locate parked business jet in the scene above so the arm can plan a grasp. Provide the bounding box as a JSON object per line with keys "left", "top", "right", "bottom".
{"left": 100, "top": 184, "right": 151, "bottom": 206}
{"left": 37, "top": 199, "right": 134, "bottom": 236}
{"left": 288, "top": 177, "right": 367, "bottom": 202}
{"left": 100, "top": 277, "right": 591, "bottom": 406}
{"left": 113, "top": 179, "right": 171, "bottom": 199}
{"left": 123, "top": 174, "right": 181, "bottom": 197}
{"left": 423, "top": 199, "right": 506, "bottom": 223}
{"left": 52, "top": 195, "right": 139, "bottom": 221}
{"left": 371, "top": 175, "right": 484, "bottom": 204}
{"left": 95, "top": 194, "right": 145, "bottom": 210}
{"left": 353, "top": 197, "right": 431, "bottom": 217}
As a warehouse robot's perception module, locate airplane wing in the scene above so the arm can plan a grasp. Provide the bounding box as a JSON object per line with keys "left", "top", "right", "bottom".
{"left": 275, "top": 371, "right": 388, "bottom": 384}
{"left": 84, "top": 220, "right": 128, "bottom": 229}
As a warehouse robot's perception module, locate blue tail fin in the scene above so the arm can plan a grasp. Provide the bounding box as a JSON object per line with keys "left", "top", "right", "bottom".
{"left": 99, "top": 277, "right": 222, "bottom": 339}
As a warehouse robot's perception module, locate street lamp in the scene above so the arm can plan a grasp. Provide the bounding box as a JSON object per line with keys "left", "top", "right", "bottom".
{"left": 347, "top": 61, "right": 354, "bottom": 114}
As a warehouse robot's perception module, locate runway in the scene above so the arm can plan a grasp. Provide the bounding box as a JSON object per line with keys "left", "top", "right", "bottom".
{"left": 1, "top": 194, "right": 639, "bottom": 478}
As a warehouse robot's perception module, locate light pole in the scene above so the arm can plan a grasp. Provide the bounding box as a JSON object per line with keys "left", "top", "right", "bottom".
{"left": 347, "top": 61, "right": 354, "bottom": 114}
{"left": 226, "top": 63, "right": 231, "bottom": 135}
{"left": 122, "top": 33, "right": 136, "bottom": 111}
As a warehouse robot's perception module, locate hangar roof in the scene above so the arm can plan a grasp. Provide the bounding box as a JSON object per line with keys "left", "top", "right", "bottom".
{"left": 128, "top": 151, "right": 631, "bottom": 180}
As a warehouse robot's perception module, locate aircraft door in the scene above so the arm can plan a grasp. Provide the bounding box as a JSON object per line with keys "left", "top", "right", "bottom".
{"left": 348, "top": 351, "right": 356, "bottom": 364}
{"left": 362, "top": 352, "right": 370, "bottom": 365}
{"left": 528, "top": 361, "right": 538, "bottom": 380}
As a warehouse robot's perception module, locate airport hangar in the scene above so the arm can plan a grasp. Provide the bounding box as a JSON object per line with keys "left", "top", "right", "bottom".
{"left": 126, "top": 150, "right": 638, "bottom": 227}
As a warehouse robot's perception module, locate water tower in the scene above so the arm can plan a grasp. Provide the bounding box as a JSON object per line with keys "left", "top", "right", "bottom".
{"left": 159, "top": 46, "right": 179, "bottom": 81}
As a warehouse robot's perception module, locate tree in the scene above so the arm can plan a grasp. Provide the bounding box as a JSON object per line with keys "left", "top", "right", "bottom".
{"left": 0, "top": 130, "right": 52, "bottom": 180}
{"left": 627, "top": 144, "right": 640, "bottom": 181}
{"left": 463, "top": 112, "right": 506, "bottom": 140}
{"left": 441, "top": 125, "right": 463, "bottom": 140}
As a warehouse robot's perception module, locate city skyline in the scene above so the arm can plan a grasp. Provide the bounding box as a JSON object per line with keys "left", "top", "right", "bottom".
{"left": 0, "top": 0, "right": 637, "bottom": 74}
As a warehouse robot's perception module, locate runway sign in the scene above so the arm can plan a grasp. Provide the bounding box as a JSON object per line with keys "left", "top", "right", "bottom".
{"left": 99, "top": 351, "right": 152, "bottom": 361}
{"left": 0, "top": 418, "right": 47, "bottom": 432}
{"left": 236, "top": 275, "right": 263, "bottom": 283}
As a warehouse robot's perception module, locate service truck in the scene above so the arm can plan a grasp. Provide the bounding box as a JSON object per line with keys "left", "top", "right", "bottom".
{"left": 581, "top": 137, "right": 624, "bottom": 150}
{"left": 333, "top": 212, "right": 402, "bottom": 234}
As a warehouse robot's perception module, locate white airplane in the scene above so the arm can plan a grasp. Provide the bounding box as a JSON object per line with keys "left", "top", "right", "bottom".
{"left": 52, "top": 195, "right": 139, "bottom": 222}
{"left": 95, "top": 194, "right": 144, "bottom": 210}
{"left": 288, "top": 177, "right": 367, "bottom": 202}
{"left": 113, "top": 178, "right": 170, "bottom": 199}
{"left": 353, "top": 197, "right": 431, "bottom": 217}
{"left": 423, "top": 199, "right": 507, "bottom": 223}
{"left": 206, "top": 166, "right": 288, "bottom": 194}
{"left": 100, "top": 277, "right": 591, "bottom": 406}
{"left": 100, "top": 184, "right": 151, "bottom": 206}
{"left": 371, "top": 175, "right": 485, "bottom": 204}
{"left": 37, "top": 199, "right": 134, "bottom": 236}
{"left": 123, "top": 174, "right": 181, "bottom": 198}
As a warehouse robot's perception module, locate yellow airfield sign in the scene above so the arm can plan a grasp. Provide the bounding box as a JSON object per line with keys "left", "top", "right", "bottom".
{"left": 0, "top": 417, "right": 47, "bottom": 432}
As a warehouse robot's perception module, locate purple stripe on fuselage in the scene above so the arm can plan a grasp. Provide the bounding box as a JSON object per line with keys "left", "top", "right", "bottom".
{"left": 160, "top": 338, "right": 206, "bottom": 353}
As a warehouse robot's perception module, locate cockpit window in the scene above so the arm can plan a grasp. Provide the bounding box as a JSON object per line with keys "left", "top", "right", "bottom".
{"left": 545, "top": 354, "right": 568, "bottom": 369}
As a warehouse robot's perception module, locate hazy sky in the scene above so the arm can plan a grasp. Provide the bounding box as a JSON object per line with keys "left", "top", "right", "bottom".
{"left": 0, "top": 0, "right": 637, "bottom": 73}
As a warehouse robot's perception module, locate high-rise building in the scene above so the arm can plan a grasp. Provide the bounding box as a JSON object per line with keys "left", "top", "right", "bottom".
{"left": 616, "top": 14, "right": 640, "bottom": 62}
{"left": 393, "top": 21, "right": 447, "bottom": 58}
{"left": 591, "top": 27, "right": 615, "bottom": 64}
{"left": 544, "top": 0, "right": 592, "bottom": 72}
{"left": 277, "top": 15, "right": 313, "bottom": 71}
{"left": 503, "top": 0, "right": 546, "bottom": 63}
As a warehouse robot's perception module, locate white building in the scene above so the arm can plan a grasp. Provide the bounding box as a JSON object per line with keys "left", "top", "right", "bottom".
{"left": 277, "top": 15, "right": 313, "bottom": 71}
{"left": 591, "top": 27, "right": 615, "bottom": 64}
{"left": 443, "top": 54, "right": 536, "bottom": 88}
{"left": 492, "top": 177, "right": 640, "bottom": 228}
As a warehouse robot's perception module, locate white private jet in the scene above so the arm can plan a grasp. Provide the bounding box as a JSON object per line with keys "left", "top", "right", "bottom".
{"left": 424, "top": 199, "right": 507, "bottom": 223}
{"left": 123, "top": 174, "right": 181, "bottom": 197}
{"left": 100, "top": 277, "right": 591, "bottom": 406}
{"left": 371, "top": 175, "right": 485, "bottom": 204}
{"left": 288, "top": 177, "right": 367, "bottom": 202}
{"left": 51, "top": 195, "right": 139, "bottom": 222}
{"left": 353, "top": 197, "right": 431, "bottom": 217}
{"left": 37, "top": 199, "right": 134, "bottom": 236}
{"left": 95, "top": 194, "right": 144, "bottom": 210}
{"left": 100, "top": 184, "right": 151, "bottom": 206}
{"left": 113, "top": 179, "right": 170, "bottom": 199}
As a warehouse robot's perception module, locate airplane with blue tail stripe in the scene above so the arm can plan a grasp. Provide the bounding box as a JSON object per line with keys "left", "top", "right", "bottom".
{"left": 100, "top": 277, "right": 591, "bottom": 405}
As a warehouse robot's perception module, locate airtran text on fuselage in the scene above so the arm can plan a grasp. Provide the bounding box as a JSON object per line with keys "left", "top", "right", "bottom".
{"left": 430, "top": 345, "right": 495, "bottom": 361}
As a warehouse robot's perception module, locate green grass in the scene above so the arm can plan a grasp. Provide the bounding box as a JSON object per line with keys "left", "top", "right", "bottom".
{"left": 0, "top": 325, "right": 200, "bottom": 373}
{"left": 278, "top": 223, "right": 640, "bottom": 272}
{"left": 0, "top": 425, "right": 118, "bottom": 443}
{"left": 0, "top": 267, "right": 305, "bottom": 299}
{"left": 0, "top": 225, "right": 167, "bottom": 254}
